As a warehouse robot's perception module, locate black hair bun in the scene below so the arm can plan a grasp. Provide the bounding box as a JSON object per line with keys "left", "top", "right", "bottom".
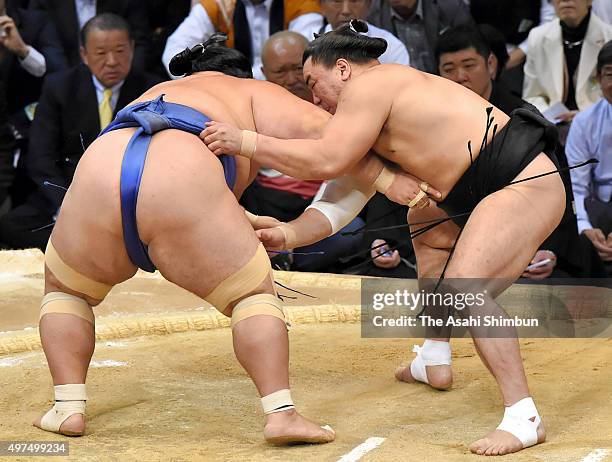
{"left": 169, "top": 33, "right": 229, "bottom": 77}
{"left": 169, "top": 47, "right": 195, "bottom": 76}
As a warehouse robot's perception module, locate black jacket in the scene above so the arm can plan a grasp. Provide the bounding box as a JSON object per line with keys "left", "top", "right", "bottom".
{"left": 367, "top": 0, "right": 473, "bottom": 54}
{"left": 0, "top": 6, "right": 67, "bottom": 116}
{"left": 28, "top": 0, "right": 150, "bottom": 71}
{"left": 25, "top": 64, "right": 161, "bottom": 211}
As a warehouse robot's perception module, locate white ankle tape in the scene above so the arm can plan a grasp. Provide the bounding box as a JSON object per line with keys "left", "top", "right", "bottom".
{"left": 420, "top": 340, "right": 451, "bottom": 366}
{"left": 261, "top": 389, "right": 295, "bottom": 415}
{"left": 496, "top": 397, "right": 541, "bottom": 448}
{"left": 410, "top": 340, "right": 451, "bottom": 384}
{"left": 40, "top": 384, "right": 87, "bottom": 433}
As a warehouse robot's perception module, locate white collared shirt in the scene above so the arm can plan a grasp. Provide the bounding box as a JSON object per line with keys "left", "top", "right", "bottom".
{"left": 74, "top": 0, "right": 97, "bottom": 33}
{"left": 18, "top": 46, "right": 46, "bottom": 77}
{"left": 162, "top": 1, "right": 323, "bottom": 80}
{"left": 323, "top": 22, "right": 410, "bottom": 66}
{"left": 91, "top": 75, "right": 124, "bottom": 112}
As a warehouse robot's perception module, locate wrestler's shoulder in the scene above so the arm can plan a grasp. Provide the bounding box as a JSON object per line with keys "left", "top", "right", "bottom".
{"left": 351, "top": 64, "right": 416, "bottom": 87}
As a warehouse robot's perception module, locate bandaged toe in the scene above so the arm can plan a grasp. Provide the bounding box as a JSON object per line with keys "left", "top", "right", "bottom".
{"left": 496, "top": 397, "right": 541, "bottom": 448}
{"left": 40, "top": 384, "right": 86, "bottom": 434}
{"left": 409, "top": 339, "right": 451, "bottom": 384}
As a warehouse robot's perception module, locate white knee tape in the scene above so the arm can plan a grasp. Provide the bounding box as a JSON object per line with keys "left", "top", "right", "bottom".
{"left": 40, "top": 384, "right": 87, "bottom": 433}
{"left": 496, "top": 397, "right": 541, "bottom": 448}
{"left": 410, "top": 340, "right": 451, "bottom": 384}
{"left": 261, "top": 389, "right": 295, "bottom": 414}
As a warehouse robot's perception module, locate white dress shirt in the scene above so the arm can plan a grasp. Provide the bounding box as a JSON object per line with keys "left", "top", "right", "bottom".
{"left": 18, "top": 46, "right": 46, "bottom": 77}
{"left": 162, "top": 1, "right": 323, "bottom": 80}
{"left": 74, "top": 0, "right": 97, "bottom": 32}
{"left": 323, "top": 22, "right": 410, "bottom": 66}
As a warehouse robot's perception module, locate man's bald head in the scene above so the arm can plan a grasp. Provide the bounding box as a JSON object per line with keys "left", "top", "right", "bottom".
{"left": 262, "top": 31, "right": 312, "bottom": 101}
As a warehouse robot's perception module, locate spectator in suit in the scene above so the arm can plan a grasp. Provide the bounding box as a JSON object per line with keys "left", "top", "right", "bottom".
{"left": 318, "top": 0, "right": 410, "bottom": 65}
{"left": 29, "top": 0, "right": 150, "bottom": 72}
{"left": 523, "top": 0, "right": 612, "bottom": 120}
{"left": 0, "top": 81, "right": 13, "bottom": 216}
{"left": 0, "top": 13, "right": 161, "bottom": 250}
{"left": 469, "top": 0, "right": 540, "bottom": 48}
{"left": 566, "top": 40, "right": 612, "bottom": 274}
{"left": 367, "top": 0, "right": 473, "bottom": 72}
{"left": 436, "top": 24, "right": 588, "bottom": 279}
{"left": 247, "top": 30, "right": 363, "bottom": 272}
{"left": 163, "top": 0, "right": 323, "bottom": 80}
{"left": 145, "top": 0, "right": 191, "bottom": 79}
{"left": 0, "top": 0, "right": 67, "bottom": 132}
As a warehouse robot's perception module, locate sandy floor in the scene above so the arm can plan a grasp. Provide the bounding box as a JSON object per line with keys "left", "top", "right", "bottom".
{"left": 1, "top": 250, "right": 611, "bottom": 461}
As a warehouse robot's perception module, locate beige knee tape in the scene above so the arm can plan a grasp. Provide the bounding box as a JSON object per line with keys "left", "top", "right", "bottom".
{"left": 230, "top": 293, "right": 285, "bottom": 328}
{"left": 240, "top": 130, "right": 257, "bottom": 159}
{"left": 40, "top": 384, "right": 87, "bottom": 433}
{"left": 40, "top": 292, "right": 94, "bottom": 324}
{"left": 261, "top": 389, "right": 295, "bottom": 414}
{"left": 205, "top": 243, "right": 273, "bottom": 314}
{"left": 45, "top": 241, "right": 112, "bottom": 300}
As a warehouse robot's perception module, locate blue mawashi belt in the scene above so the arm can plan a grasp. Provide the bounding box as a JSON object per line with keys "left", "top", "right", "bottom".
{"left": 100, "top": 94, "right": 237, "bottom": 272}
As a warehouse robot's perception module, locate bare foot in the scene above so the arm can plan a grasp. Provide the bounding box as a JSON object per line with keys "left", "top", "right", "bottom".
{"left": 263, "top": 409, "right": 335, "bottom": 445}
{"left": 394, "top": 363, "right": 453, "bottom": 390}
{"left": 469, "top": 422, "right": 546, "bottom": 456}
{"left": 33, "top": 413, "right": 85, "bottom": 437}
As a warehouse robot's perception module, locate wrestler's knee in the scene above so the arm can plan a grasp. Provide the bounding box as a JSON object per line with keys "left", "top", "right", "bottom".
{"left": 40, "top": 292, "right": 94, "bottom": 325}
{"left": 44, "top": 240, "right": 113, "bottom": 307}
{"left": 204, "top": 243, "right": 281, "bottom": 323}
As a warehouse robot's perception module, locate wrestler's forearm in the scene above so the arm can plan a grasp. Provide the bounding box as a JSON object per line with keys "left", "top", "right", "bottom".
{"left": 348, "top": 153, "right": 385, "bottom": 187}
{"left": 286, "top": 208, "right": 334, "bottom": 248}
{"left": 255, "top": 134, "right": 356, "bottom": 180}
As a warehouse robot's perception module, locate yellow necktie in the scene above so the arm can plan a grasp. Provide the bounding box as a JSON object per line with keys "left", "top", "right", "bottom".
{"left": 99, "top": 88, "right": 113, "bottom": 130}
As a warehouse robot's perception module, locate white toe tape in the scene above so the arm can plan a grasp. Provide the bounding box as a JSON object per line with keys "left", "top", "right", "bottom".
{"left": 261, "top": 389, "right": 295, "bottom": 414}
{"left": 409, "top": 340, "right": 451, "bottom": 384}
{"left": 496, "top": 397, "right": 541, "bottom": 448}
{"left": 40, "top": 384, "right": 87, "bottom": 433}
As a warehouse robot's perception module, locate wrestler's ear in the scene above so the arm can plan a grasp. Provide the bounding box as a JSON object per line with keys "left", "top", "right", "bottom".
{"left": 336, "top": 58, "right": 351, "bottom": 81}
{"left": 486, "top": 52, "right": 498, "bottom": 80}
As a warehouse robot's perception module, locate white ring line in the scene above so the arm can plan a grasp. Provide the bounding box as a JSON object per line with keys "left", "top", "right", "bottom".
{"left": 337, "top": 437, "right": 386, "bottom": 462}
{"left": 581, "top": 449, "right": 611, "bottom": 462}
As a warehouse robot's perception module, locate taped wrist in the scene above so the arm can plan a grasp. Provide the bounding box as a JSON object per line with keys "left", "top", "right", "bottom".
{"left": 373, "top": 166, "right": 396, "bottom": 194}
{"left": 40, "top": 384, "right": 87, "bottom": 432}
{"left": 240, "top": 130, "right": 257, "bottom": 159}
{"left": 276, "top": 224, "right": 297, "bottom": 249}
{"left": 261, "top": 389, "right": 295, "bottom": 414}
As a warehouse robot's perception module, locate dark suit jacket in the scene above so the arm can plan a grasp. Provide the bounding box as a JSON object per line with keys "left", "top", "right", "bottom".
{"left": 0, "top": 6, "right": 67, "bottom": 116}
{"left": 469, "top": 0, "right": 540, "bottom": 46}
{"left": 28, "top": 0, "right": 150, "bottom": 71}
{"left": 367, "top": 0, "right": 473, "bottom": 53}
{"left": 25, "top": 64, "right": 161, "bottom": 212}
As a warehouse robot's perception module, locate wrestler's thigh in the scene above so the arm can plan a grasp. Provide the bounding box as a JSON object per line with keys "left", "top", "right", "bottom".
{"left": 445, "top": 154, "right": 565, "bottom": 287}
{"left": 48, "top": 133, "right": 139, "bottom": 301}
{"left": 137, "top": 131, "right": 265, "bottom": 300}
{"left": 409, "top": 205, "right": 460, "bottom": 278}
